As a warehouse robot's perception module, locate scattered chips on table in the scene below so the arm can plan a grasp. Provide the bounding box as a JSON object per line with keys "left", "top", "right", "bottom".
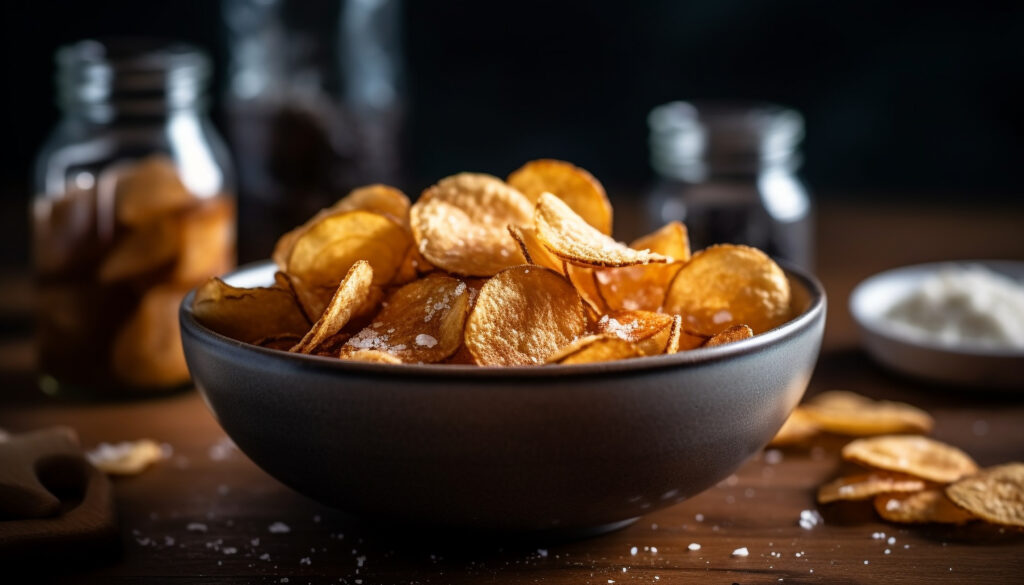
{"left": 87, "top": 439, "right": 165, "bottom": 476}
{"left": 193, "top": 160, "right": 795, "bottom": 366}
{"left": 842, "top": 435, "right": 979, "bottom": 484}
{"left": 874, "top": 488, "right": 976, "bottom": 525}
{"left": 945, "top": 463, "right": 1024, "bottom": 527}
{"left": 802, "top": 390, "right": 934, "bottom": 436}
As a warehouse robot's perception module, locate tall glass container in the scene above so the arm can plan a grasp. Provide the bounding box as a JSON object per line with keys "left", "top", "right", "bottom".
{"left": 646, "top": 101, "right": 813, "bottom": 269}
{"left": 32, "top": 40, "right": 236, "bottom": 396}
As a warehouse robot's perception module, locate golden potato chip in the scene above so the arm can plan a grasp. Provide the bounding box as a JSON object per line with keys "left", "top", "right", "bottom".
{"left": 410, "top": 173, "right": 531, "bottom": 276}
{"left": 842, "top": 435, "right": 979, "bottom": 483}
{"left": 291, "top": 261, "right": 374, "bottom": 354}
{"left": 391, "top": 245, "right": 433, "bottom": 286}
{"left": 768, "top": 408, "right": 821, "bottom": 446}
{"left": 465, "top": 265, "right": 586, "bottom": 365}
{"left": 343, "top": 274, "right": 470, "bottom": 363}
{"left": 443, "top": 344, "right": 479, "bottom": 365}
{"left": 339, "top": 348, "right": 404, "bottom": 364}
{"left": 273, "top": 185, "right": 411, "bottom": 268}
{"left": 703, "top": 324, "right": 754, "bottom": 348}
{"left": 534, "top": 193, "right": 669, "bottom": 268}
{"left": 546, "top": 334, "right": 641, "bottom": 365}
{"left": 87, "top": 439, "right": 165, "bottom": 476}
{"left": 802, "top": 390, "right": 934, "bottom": 436}
{"left": 287, "top": 210, "right": 410, "bottom": 287}
{"left": 114, "top": 155, "right": 194, "bottom": 226}
{"left": 664, "top": 244, "right": 791, "bottom": 335}
{"left": 596, "top": 263, "right": 684, "bottom": 312}
{"left": 631, "top": 221, "right": 691, "bottom": 261}
{"left": 99, "top": 215, "right": 180, "bottom": 283}
{"left": 817, "top": 471, "right": 927, "bottom": 504}
{"left": 112, "top": 284, "right": 190, "bottom": 387}
{"left": 507, "top": 159, "right": 613, "bottom": 234}
{"left": 946, "top": 463, "right": 1024, "bottom": 527}
{"left": 192, "top": 278, "right": 310, "bottom": 343}
{"left": 507, "top": 224, "right": 563, "bottom": 273}
{"left": 565, "top": 263, "right": 607, "bottom": 315}
{"left": 172, "top": 198, "right": 235, "bottom": 284}
{"left": 595, "top": 310, "right": 678, "bottom": 355}
{"left": 875, "top": 489, "right": 976, "bottom": 525}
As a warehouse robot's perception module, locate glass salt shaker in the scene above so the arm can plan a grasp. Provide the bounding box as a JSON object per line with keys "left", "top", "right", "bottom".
{"left": 645, "top": 101, "right": 813, "bottom": 270}
{"left": 32, "top": 40, "right": 236, "bottom": 397}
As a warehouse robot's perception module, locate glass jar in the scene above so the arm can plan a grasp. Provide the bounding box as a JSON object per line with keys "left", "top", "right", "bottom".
{"left": 645, "top": 101, "right": 813, "bottom": 270}
{"left": 32, "top": 40, "right": 236, "bottom": 396}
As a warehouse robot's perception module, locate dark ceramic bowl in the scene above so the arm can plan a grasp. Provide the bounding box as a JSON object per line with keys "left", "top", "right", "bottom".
{"left": 181, "top": 261, "right": 825, "bottom": 536}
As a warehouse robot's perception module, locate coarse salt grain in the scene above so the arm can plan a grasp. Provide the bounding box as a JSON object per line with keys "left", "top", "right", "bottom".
{"left": 763, "top": 449, "right": 783, "bottom": 464}
{"left": 688, "top": 543, "right": 701, "bottom": 551}
{"left": 798, "top": 509, "right": 823, "bottom": 530}
{"left": 731, "top": 547, "right": 749, "bottom": 557}
{"left": 300, "top": 557, "right": 311, "bottom": 565}
{"left": 630, "top": 546, "right": 638, "bottom": 556}
{"left": 415, "top": 333, "right": 438, "bottom": 347}
{"left": 187, "top": 522, "right": 207, "bottom": 532}
{"left": 268, "top": 521, "right": 291, "bottom": 534}
{"left": 223, "top": 547, "right": 237, "bottom": 555}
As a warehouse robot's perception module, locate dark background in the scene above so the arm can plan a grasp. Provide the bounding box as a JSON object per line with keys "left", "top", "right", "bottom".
{"left": 2, "top": 0, "right": 1022, "bottom": 266}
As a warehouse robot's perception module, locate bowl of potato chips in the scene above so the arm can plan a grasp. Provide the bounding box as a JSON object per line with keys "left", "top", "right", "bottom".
{"left": 181, "top": 160, "right": 826, "bottom": 535}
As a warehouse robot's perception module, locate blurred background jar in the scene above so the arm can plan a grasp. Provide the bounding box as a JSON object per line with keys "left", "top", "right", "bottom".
{"left": 32, "top": 40, "right": 236, "bottom": 397}
{"left": 222, "top": 0, "right": 404, "bottom": 262}
{"left": 646, "top": 101, "right": 813, "bottom": 270}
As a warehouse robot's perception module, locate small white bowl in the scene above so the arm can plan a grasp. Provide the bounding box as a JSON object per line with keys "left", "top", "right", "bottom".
{"left": 849, "top": 260, "right": 1024, "bottom": 390}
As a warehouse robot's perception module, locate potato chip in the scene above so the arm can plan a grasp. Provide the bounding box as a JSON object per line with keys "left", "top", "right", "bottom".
{"left": 596, "top": 263, "right": 684, "bottom": 312}
{"left": 273, "top": 185, "right": 411, "bottom": 268}
{"left": 802, "top": 390, "right": 934, "bottom": 436}
{"left": 596, "top": 310, "right": 678, "bottom": 356}
{"left": 507, "top": 159, "right": 613, "bottom": 234}
{"left": 410, "top": 173, "right": 531, "bottom": 276}
{"left": 343, "top": 274, "right": 470, "bottom": 363}
{"left": 287, "top": 210, "right": 410, "bottom": 287}
{"left": 112, "top": 285, "right": 190, "bottom": 387}
{"left": 172, "top": 198, "right": 236, "bottom": 284}
{"left": 391, "top": 245, "right": 433, "bottom": 286}
{"left": 664, "top": 244, "right": 791, "bottom": 336}
{"left": 339, "top": 348, "right": 404, "bottom": 364}
{"left": 99, "top": 215, "right": 180, "bottom": 283}
{"left": 533, "top": 193, "right": 669, "bottom": 268}
{"left": 291, "top": 261, "right": 374, "bottom": 354}
{"left": 465, "top": 265, "right": 586, "bottom": 365}
{"left": 946, "top": 463, "right": 1024, "bottom": 527}
{"left": 565, "top": 263, "right": 607, "bottom": 315}
{"left": 443, "top": 344, "right": 479, "bottom": 365}
{"left": 631, "top": 221, "right": 691, "bottom": 261}
{"left": 507, "top": 224, "right": 563, "bottom": 273}
{"left": 817, "top": 471, "right": 927, "bottom": 504}
{"left": 546, "top": 334, "right": 641, "bottom": 365}
{"left": 842, "top": 435, "right": 979, "bottom": 483}
{"left": 768, "top": 408, "right": 821, "bottom": 446}
{"left": 114, "top": 155, "right": 194, "bottom": 227}
{"left": 192, "top": 278, "right": 310, "bottom": 343}
{"left": 875, "top": 488, "right": 976, "bottom": 525}
{"left": 703, "top": 324, "right": 754, "bottom": 348}
{"left": 254, "top": 334, "right": 304, "bottom": 351}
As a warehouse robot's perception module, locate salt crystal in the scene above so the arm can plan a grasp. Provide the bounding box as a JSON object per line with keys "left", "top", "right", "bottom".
{"left": 208, "top": 437, "right": 237, "bottom": 461}
{"left": 537, "top": 549, "right": 548, "bottom": 558}
{"left": 884, "top": 549, "right": 891, "bottom": 555}
{"left": 251, "top": 537, "right": 260, "bottom": 546}
{"left": 886, "top": 499, "right": 901, "bottom": 511}
{"left": 763, "top": 449, "right": 783, "bottom": 464}
{"left": 630, "top": 546, "right": 638, "bottom": 556}
{"left": 887, "top": 536, "right": 896, "bottom": 545}
{"left": 357, "top": 555, "right": 366, "bottom": 567}
{"left": 280, "top": 579, "right": 289, "bottom": 584}
{"left": 731, "top": 547, "right": 749, "bottom": 557}
{"left": 187, "top": 522, "right": 208, "bottom": 532}
{"left": 223, "top": 547, "right": 237, "bottom": 555}
{"left": 260, "top": 553, "right": 271, "bottom": 561}
{"left": 300, "top": 557, "right": 311, "bottom": 565}
{"left": 268, "top": 521, "right": 291, "bottom": 534}
{"left": 695, "top": 513, "right": 704, "bottom": 522}
{"left": 688, "top": 543, "right": 701, "bottom": 551}
{"left": 650, "top": 547, "right": 658, "bottom": 554}
{"left": 798, "top": 509, "right": 823, "bottom": 530}
{"left": 164, "top": 536, "right": 175, "bottom": 546}
{"left": 415, "top": 334, "right": 438, "bottom": 348}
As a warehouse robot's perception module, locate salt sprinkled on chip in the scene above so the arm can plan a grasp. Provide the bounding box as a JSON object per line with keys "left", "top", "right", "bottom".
{"left": 415, "top": 333, "right": 438, "bottom": 347}
{"left": 731, "top": 547, "right": 749, "bottom": 557}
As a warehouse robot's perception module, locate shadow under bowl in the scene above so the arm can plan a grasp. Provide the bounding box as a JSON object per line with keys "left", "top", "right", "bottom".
{"left": 181, "top": 261, "right": 825, "bottom": 536}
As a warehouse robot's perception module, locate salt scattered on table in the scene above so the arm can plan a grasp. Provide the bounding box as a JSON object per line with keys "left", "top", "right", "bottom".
{"left": 798, "top": 509, "right": 823, "bottom": 530}
{"left": 731, "top": 547, "right": 749, "bottom": 557}
{"left": 688, "top": 543, "right": 701, "bottom": 551}
{"left": 268, "top": 521, "right": 291, "bottom": 534}
{"left": 186, "top": 522, "right": 208, "bottom": 533}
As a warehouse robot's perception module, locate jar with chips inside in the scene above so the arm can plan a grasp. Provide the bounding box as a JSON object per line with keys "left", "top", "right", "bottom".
{"left": 645, "top": 101, "right": 813, "bottom": 270}
{"left": 32, "top": 40, "right": 236, "bottom": 396}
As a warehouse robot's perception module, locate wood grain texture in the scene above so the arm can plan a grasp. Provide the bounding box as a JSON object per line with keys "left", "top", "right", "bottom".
{"left": 1, "top": 201, "right": 1023, "bottom": 583}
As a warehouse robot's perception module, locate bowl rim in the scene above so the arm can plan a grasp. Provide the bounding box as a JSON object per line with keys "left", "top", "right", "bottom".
{"left": 180, "top": 260, "right": 826, "bottom": 379}
{"left": 849, "top": 259, "right": 1024, "bottom": 359}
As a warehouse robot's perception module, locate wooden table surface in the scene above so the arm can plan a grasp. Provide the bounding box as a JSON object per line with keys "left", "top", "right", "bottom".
{"left": 2, "top": 202, "right": 1024, "bottom": 584}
